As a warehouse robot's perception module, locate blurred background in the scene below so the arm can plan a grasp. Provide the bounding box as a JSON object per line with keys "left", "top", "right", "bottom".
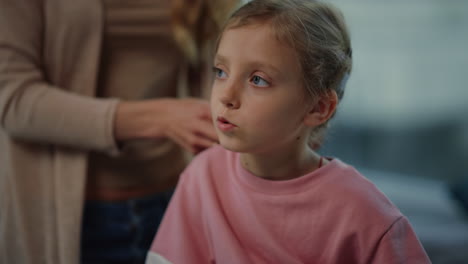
{"left": 322, "top": 0, "right": 468, "bottom": 263}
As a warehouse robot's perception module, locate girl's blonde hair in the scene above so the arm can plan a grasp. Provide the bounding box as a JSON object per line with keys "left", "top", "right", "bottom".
{"left": 220, "top": 0, "right": 353, "bottom": 148}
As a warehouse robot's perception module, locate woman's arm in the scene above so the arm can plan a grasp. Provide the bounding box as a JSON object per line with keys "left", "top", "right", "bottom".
{"left": 0, "top": 0, "right": 121, "bottom": 153}
{"left": 0, "top": 0, "right": 217, "bottom": 154}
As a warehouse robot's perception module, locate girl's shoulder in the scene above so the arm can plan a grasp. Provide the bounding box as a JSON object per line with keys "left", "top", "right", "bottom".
{"left": 182, "top": 145, "right": 234, "bottom": 179}
{"left": 322, "top": 159, "right": 404, "bottom": 225}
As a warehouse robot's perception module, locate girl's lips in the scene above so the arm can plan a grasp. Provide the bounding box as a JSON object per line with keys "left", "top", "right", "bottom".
{"left": 217, "top": 117, "right": 237, "bottom": 132}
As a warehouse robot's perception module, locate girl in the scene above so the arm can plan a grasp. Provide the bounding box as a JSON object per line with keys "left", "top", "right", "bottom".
{"left": 147, "top": 0, "right": 431, "bottom": 263}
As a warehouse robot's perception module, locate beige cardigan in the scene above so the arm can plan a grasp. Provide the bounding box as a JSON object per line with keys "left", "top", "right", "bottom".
{"left": 0, "top": 0, "right": 165, "bottom": 263}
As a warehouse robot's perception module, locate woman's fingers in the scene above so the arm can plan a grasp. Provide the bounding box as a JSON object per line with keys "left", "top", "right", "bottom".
{"left": 167, "top": 118, "right": 218, "bottom": 153}
{"left": 169, "top": 130, "right": 197, "bottom": 154}
{"left": 193, "top": 118, "right": 218, "bottom": 143}
{"left": 191, "top": 133, "right": 217, "bottom": 152}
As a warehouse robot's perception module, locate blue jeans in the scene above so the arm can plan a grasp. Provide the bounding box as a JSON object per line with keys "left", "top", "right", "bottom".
{"left": 80, "top": 190, "right": 173, "bottom": 264}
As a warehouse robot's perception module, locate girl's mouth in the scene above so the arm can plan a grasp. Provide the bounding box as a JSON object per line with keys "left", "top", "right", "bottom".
{"left": 217, "top": 117, "right": 237, "bottom": 132}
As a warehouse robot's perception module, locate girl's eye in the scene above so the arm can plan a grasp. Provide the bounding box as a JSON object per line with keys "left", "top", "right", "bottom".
{"left": 213, "top": 67, "right": 227, "bottom": 79}
{"left": 250, "top": 75, "right": 269, "bottom": 87}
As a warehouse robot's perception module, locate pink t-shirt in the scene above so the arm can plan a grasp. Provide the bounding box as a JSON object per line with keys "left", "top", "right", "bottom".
{"left": 148, "top": 146, "right": 430, "bottom": 264}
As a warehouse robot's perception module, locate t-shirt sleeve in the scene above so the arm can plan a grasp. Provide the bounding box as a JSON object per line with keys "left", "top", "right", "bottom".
{"left": 147, "top": 170, "right": 212, "bottom": 264}
{"left": 369, "top": 216, "right": 431, "bottom": 264}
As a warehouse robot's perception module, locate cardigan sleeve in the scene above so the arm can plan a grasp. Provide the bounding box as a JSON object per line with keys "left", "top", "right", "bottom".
{"left": 0, "top": 0, "right": 120, "bottom": 154}
{"left": 368, "top": 216, "right": 431, "bottom": 264}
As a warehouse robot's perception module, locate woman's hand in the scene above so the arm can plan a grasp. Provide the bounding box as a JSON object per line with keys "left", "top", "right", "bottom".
{"left": 158, "top": 98, "right": 218, "bottom": 153}
{"left": 114, "top": 98, "right": 218, "bottom": 154}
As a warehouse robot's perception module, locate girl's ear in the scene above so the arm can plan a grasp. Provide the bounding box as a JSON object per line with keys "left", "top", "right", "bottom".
{"left": 303, "top": 90, "right": 338, "bottom": 127}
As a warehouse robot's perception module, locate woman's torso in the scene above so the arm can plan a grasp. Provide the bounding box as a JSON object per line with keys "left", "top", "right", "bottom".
{"left": 86, "top": 0, "right": 188, "bottom": 200}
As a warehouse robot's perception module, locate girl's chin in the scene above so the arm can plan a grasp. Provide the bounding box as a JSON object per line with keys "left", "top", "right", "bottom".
{"left": 218, "top": 139, "right": 249, "bottom": 153}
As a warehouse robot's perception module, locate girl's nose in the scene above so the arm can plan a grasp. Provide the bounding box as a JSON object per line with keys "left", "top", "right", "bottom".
{"left": 220, "top": 83, "right": 241, "bottom": 109}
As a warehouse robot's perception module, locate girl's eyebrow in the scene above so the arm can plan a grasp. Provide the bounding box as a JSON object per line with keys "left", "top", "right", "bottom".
{"left": 248, "top": 61, "right": 281, "bottom": 75}
{"left": 214, "top": 54, "right": 229, "bottom": 64}
{"left": 214, "top": 54, "right": 282, "bottom": 75}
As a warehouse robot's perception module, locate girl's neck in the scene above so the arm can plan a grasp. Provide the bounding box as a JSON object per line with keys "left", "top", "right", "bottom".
{"left": 240, "top": 145, "right": 322, "bottom": 181}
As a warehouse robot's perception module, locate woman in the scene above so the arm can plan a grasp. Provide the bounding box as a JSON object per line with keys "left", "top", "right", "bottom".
{"left": 0, "top": 0, "right": 239, "bottom": 263}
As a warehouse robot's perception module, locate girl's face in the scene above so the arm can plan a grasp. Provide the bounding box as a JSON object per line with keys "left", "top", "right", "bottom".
{"left": 211, "top": 23, "right": 312, "bottom": 154}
